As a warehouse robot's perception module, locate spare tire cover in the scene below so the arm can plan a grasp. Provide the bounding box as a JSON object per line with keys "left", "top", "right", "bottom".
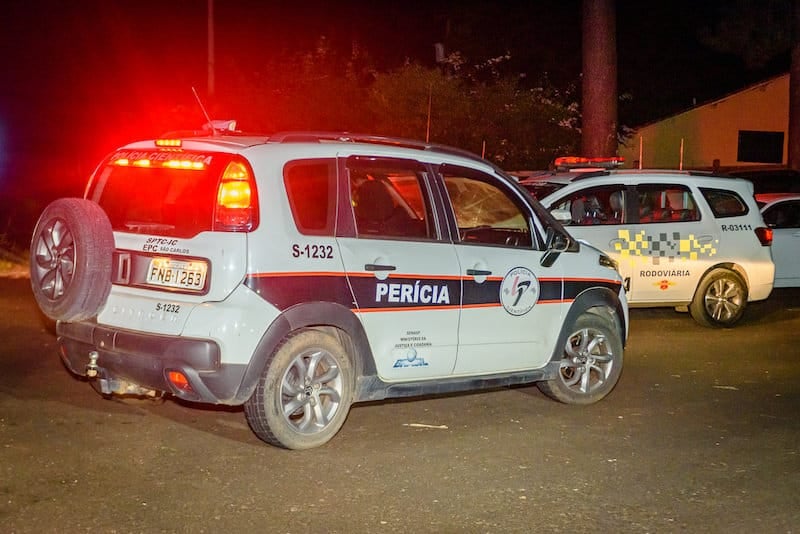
{"left": 29, "top": 198, "right": 114, "bottom": 322}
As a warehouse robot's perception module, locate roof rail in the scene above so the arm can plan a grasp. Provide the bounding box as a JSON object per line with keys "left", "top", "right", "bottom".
{"left": 266, "top": 131, "right": 485, "bottom": 163}
{"left": 570, "top": 170, "right": 611, "bottom": 180}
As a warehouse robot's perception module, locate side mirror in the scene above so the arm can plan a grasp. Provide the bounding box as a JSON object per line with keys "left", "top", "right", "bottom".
{"left": 540, "top": 226, "right": 572, "bottom": 268}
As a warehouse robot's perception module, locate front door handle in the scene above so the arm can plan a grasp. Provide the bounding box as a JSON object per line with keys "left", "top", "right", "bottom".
{"left": 365, "top": 264, "right": 397, "bottom": 272}
{"left": 466, "top": 269, "right": 492, "bottom": 276}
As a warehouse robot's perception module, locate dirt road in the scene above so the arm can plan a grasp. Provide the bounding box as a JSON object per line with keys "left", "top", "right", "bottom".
{"left": 1, "top": 278, "right": 798, "bottom": 533}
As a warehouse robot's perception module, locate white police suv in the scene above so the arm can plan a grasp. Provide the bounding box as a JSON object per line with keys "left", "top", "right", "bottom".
{"left": 30, "top": 130, "right": 628, "bottom": 449}
{"left": 523, "top": 158, "right": 774, "bottom": 328}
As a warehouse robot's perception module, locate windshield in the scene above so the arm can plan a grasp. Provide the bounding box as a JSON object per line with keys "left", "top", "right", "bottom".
{"left": 519, "top": 180, "right": 566, "bottom": 200}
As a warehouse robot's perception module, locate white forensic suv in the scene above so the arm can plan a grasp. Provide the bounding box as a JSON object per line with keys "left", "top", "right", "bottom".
{"left": 522, "top": 160, "right": 775, "bottom": 328}
{"left": 30, "top": 129, "right": 628, "bottom": 449}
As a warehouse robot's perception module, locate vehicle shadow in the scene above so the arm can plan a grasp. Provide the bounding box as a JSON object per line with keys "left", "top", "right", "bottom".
{"left": 742, "top": 287, "right": 800, "bottom": 326}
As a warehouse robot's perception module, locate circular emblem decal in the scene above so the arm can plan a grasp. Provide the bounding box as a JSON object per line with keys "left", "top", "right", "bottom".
{"left": 500, "top": 267, "right": 540, "bottom": 316}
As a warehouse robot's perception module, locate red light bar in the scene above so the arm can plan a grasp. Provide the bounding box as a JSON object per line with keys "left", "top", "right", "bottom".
{"left": 555, "top": 156, "right": 625, "bottom": 170}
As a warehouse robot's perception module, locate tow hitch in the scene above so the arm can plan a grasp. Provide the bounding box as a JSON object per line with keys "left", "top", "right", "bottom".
{"left": 85, "top": 351, "right": 100, "bottom": 378}
{"left": 83, "top": 350, "right": 161, "bottom": 399}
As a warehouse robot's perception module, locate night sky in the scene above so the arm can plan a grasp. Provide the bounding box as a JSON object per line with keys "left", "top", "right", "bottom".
{"left": 0, "top": 0, "right": 787, "bottom": 245}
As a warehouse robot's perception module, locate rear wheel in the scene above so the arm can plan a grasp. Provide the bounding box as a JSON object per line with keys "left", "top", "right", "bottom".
{"left": 689, "top": 268, "right": 747, "bottom": 328}
{"left": 538, "top": 312, "right": 623, "bottom": 405}
{"left": 244, "top": 330, "right": 354, "bottom": 450}
{"left": 29, "top": 198, "right": 114, "bottom": 322}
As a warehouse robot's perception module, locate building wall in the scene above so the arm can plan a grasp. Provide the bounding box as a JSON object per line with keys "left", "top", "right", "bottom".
{"left": 619, "top": 74, "right": 789, "bottom": 170}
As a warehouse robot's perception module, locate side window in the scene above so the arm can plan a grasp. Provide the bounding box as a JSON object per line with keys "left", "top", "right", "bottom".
{"left": 284, "top": 159, "right": 337, "bottom": 236}
{"left": 637, "top": 184, "right": 700, "bottom": 223}
{"left": 763, "top": 200, "right": 800, "bottom": 228}
{"left": 347, "top": 158, "right": 433, "bottom": 240}
{"left": 441, "top": 167, "right": 532, "bottom": 248}
{"left": 700, "top": 187, "right": 749, "bottom": 218}
{"left": 552, "top": 185, "right": 627, "bottom": 226}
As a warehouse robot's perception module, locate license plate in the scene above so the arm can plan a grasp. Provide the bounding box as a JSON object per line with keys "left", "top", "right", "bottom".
{"left": 146, "top": 258, "right": 207, "bottom": 291}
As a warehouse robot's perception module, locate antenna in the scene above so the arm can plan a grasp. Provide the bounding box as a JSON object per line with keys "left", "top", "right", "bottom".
{"left": 426, "top": 83, "right": 432, "bottom": 143}
{"left": 192, "top": 87, "right": 214, "bottom": 133}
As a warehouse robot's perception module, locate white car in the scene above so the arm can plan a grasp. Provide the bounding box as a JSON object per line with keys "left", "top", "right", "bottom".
{"left": 524, "top": 166, "right": 775, "bottom": 328}
{"left": 757, "top": 193, "right": 800, "bottom": 287}
{"left": 29, "top": 130, "right": 628, "bottom": 449}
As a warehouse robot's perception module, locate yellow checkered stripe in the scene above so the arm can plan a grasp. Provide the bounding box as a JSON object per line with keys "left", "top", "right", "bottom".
{"left": 615, "top": 230, "right": 716, "bottom": 260}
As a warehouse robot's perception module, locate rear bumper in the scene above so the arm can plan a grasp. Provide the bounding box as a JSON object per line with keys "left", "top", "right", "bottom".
{"left": 749, "top": 280, "right": 774, "bottom": 302}
{"left": 747, "top": 261, "right": 775, "bottom": 302}
{"left": 57, "top": 321, "right": 246, "bottom": 404}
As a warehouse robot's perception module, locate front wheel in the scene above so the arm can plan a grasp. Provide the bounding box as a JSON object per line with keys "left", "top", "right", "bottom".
{"left": 689, "top": 268, "right": 747, "bottom": 328}
{"left": 538, "top": 312, "right": 623, "bottom": 405}
{"left": 244, "top": 330, "right": 354, "bottom": 450}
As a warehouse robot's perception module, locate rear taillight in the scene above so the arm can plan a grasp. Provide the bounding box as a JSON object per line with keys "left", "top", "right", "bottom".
{"left": 214, "top": 160, "right": 258, "bottom": 231}
{"left": 755, "top": 227, "right": 773, "bottom": 246}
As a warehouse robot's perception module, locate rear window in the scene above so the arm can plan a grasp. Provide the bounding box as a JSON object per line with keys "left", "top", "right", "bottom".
{"left": 283, "top": 159, "right": 337, "bottom": 236}
{"left": 87, "top": 150, "right": 233, "bottom": 238}
{"left": 700, "top": 188, "right": 750, "bottom": 218}
{"left": 762, "top": 199, "right": 800, "bottom": 228}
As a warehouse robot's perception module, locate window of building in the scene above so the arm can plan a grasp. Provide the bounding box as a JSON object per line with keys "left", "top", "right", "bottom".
{"left": 737, "top": 130, "right": 784, "bottom": 164}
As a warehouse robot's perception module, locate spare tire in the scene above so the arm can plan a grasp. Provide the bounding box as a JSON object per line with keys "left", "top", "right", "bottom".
{"left": 29, "top": 198, "right": 114, "bottom": 322}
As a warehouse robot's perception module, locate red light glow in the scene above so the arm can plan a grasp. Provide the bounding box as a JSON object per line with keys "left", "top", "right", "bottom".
{"left": 163, "top": 159, "right": 205, "bottom": 170}
{"left": 155, "top": 139, "right": 182, "bottom": 147}
{"left": 555, "top": 156, "right": 625, "bottom": 169}
{"left": 110, "top": 157, "right": 204, "bottom": 170}
{"left": 755, "top": 227, "right": 773, "bottom": 246}
{"left": 215, "top": 159, "right": 257, "bottom": 230}
{"left": 167, "top": 370, "right": 192, "bottom": 392}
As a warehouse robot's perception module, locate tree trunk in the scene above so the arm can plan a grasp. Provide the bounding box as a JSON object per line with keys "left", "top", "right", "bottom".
{"left": 581, "top": 0, "right": 618, "bottom": 158}
{"left": 789, "top": 0, "right": 800, "bottom": 169}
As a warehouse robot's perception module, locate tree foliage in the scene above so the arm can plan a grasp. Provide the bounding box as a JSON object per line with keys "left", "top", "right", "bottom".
{"left": 700, "top": 0, "right": 791, "bottom": 68}
{"left": 366, "top": 64, "right": 579, "bottom": 169}
{"left": 217, "top": 40, "right": 579, "bottom": 170}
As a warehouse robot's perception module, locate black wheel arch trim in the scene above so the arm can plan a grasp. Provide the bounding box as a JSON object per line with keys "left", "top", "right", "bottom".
{"left": 232, "top": 301, "right": 376, "bottom": 404}
{"left": 550, "top": 287, "right": 627, "bottom": 365}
